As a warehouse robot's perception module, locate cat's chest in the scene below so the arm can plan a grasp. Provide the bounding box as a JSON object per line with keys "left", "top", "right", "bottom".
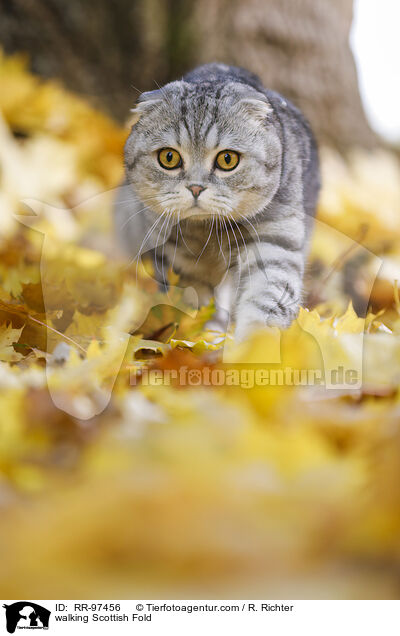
{"left": 161, "top": 220, "right": 231, "bottom": 283}
{"left": 170, "top": 219, "right": 235, "bottom": 263}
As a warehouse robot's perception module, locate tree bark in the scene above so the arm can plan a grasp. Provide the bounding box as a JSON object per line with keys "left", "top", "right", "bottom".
{"left": 191, "top": 0, "right": 378, "bottom": 151}
{"left": 0, "top": 0, "right": 378, "bottom": 151}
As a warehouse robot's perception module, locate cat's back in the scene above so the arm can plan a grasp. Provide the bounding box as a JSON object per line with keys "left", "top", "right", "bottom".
{"left": 183, "top": 63, "right": 265, "bottom": 94}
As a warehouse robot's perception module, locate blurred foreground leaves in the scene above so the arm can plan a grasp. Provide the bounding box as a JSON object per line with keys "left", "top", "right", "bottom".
{"left": 1, "top": 51, "right": 400, "bottom": 599}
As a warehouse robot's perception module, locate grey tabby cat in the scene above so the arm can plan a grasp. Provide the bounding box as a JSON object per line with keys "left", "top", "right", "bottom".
{"left": 115, "top": 63, "right": 320, "bottom": 340}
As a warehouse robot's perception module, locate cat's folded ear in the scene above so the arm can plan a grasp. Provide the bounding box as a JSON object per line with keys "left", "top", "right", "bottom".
{"left": 128, "top": 89, "right": 163, "bottom": 126}
{"left": 237, "top": 90, "right": 273, "bottom": 124}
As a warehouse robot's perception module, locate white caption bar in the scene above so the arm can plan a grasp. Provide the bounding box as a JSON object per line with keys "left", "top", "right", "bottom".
{"left": 1, "top": 600, "right": 399, "bottom": 635}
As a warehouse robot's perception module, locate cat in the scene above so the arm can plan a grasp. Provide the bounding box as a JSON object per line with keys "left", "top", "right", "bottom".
{"left": 115, "top": 63, "right": 320, "bottom": 340}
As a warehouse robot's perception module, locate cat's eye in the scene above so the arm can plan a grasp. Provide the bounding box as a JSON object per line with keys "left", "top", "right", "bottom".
{"left": 157, "top": 148, "right": 182, "bottom": 170}
{"left": 215, "top": 150, "right": 240, "bottom": 171}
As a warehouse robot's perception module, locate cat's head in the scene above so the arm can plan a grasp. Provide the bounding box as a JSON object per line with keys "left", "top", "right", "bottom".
{"left": 124, "top": 80, "right": 282, "bottom": 221}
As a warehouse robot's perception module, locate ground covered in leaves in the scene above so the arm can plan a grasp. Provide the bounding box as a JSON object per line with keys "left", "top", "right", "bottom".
{"left": 1, "top": 50, "right": 400, "bottom": 598}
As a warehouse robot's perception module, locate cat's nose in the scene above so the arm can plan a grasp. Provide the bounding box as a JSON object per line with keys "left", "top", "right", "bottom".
{"left": 187, "top": 184, "right": 206, "bottom": 199}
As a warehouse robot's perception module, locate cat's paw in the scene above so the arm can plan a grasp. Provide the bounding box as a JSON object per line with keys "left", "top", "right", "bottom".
{"left": 204, "top": 318, "right": 227, "bottom": 335}
{"left": 204, "top": 307, "right": 229, "bottom": 335}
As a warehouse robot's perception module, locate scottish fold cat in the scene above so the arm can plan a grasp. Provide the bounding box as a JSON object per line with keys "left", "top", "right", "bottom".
{"left": 115, "top": 63, "right": 320, "bottom": 339}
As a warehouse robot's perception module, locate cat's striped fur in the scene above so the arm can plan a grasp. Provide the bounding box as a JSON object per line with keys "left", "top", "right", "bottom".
{"left": 115, "top": 63, "right": 320, "bottom": 339}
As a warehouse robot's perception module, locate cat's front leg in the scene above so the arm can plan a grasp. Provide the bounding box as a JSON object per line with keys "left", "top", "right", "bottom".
{"left": 233, "top": 213, "right": 307, "bottom": 341}
{"left": 203, "top": 273, "right": 234, "bottom": 334}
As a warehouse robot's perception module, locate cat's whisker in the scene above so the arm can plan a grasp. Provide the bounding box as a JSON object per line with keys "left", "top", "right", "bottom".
{"left": 116, "top": 193, "right": 159, "bottom": 205}
{"left": 178, "top": 222, "right": 196, "bottom": 256}
{"left": 153, "top": 79, "right": 175, "bottom": 112}
{"left": 131, "top": 212, "right": 165, "bottom": 280}
{"left": 154, "top": 210, "right": 172, "bottom": 276}
{"left": 225, "top": 219, "right": 232, "bottom": 272}
{"left": 237, "top": 212, "right": 261, "bottom": 245}
{"left": 215, "top": 216, "right": 227, "bottom": 265}
{"left": 196, "top": 216, "right": 215, "bottom": 265}
{"left": 161, "top": 209, "right": 174, "bottom": 289}
{"left": 119, "top": 193, "right": 178, "bottom": 231}
{"left": 226, "top": 215, "right": 243, "bottom": 286}
{"left": 219, "top": 216, "right": 232, "bottom": 285}
{"left": 229, "top": 214, "right": 252, "bottom": 289}
{"left": 172, "top": 211, "right": 181, "bottom": 273}
{"left": 118, "top": 204, "right": 156, "bottom": 231}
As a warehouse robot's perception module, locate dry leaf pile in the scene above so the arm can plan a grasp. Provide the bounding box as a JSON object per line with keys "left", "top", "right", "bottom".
{"left": 1, "top": 50, "right": 400, "bottom": 599}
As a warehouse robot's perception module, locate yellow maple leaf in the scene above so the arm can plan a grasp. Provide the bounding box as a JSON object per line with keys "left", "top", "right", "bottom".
{"left": 0, "top": 323, "right": 24, "bottom": 362}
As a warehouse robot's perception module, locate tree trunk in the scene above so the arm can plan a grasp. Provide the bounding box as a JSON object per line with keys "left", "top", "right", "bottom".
{"left": 0, "top": 0, "right": 378, "bottom": 151}
{"left": 191, "top": 0, "right": 378, "bottom": 151}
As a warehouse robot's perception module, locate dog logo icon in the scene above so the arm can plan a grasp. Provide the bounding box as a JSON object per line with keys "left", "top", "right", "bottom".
{"left": 2, "top": 602, "right": 51, "bottom": 633}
